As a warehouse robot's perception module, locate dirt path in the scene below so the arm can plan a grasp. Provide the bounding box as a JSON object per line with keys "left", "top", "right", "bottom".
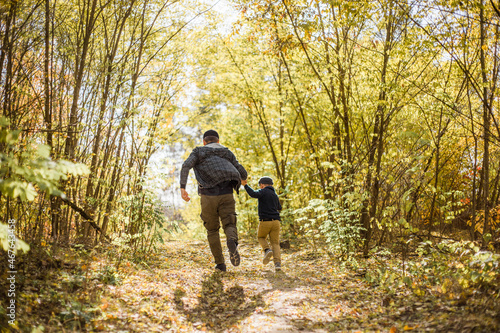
{"left": 91, "top": 240, "right": 499, "bottom": 332}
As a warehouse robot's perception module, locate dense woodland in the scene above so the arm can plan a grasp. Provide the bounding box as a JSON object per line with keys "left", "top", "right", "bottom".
{"left": 1, "top": 0, "right": 500, "bottom": 331}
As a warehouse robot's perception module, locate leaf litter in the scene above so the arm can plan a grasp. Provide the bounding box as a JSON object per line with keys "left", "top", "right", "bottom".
{"left": 2, "top": 240, "right": 499, "bottom": 332}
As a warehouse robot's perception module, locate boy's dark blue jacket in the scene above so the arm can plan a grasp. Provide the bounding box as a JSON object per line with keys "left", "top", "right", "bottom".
{"left": 243, "top": 185, "right": 281, "bottom": 221}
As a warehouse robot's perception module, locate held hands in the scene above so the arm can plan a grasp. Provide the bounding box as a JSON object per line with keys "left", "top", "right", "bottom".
{"left": 241, "top": 179, "right": 247, "bottom": 186}
{"left": 180, "top": 188, "right": 190, "bottom": 202}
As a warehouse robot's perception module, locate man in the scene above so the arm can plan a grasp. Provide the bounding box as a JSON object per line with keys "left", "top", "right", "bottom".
{"left": 180, "top": 130, "right": 247, "bottom": 272}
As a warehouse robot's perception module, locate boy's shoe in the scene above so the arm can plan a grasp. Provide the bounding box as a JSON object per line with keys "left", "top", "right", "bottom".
{"left": 263, "top": 249, "right": 273, "bottom": 265}
{"left": 227, "top": 239, "right": 240, "bottom": 266}
{"left": 274, "top": 262, "right": 281, "bottom": 271}
{"left": 215, "top": 263, "right": 227, "bottom": 272}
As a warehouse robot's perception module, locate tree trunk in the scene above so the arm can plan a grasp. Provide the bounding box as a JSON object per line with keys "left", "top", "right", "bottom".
{"left": 480, "top": 0, "right": 491, "bottom": 243}
{"left": 361, "top": 4, "right": 394, "bottom": 256}
{"left": 64, "top": 0, "right": 98, "bottom": 160}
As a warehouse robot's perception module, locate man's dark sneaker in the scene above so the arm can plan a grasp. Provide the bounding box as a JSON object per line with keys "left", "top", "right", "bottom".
{"left": 263, "top": 248, "right": 273, "bottom": 265}
{"left": 274, "top": 262, "right": 281, "bottom": 271}
{"left": 215, "top": 263, "right": 227, "bottom": 272}
{"left": 227, "top": 239, "right": 240, "bottom": 266}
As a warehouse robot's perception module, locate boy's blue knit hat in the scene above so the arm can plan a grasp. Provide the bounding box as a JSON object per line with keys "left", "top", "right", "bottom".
{"left": 259, "top": 177, "right": 273, "bottom": 185}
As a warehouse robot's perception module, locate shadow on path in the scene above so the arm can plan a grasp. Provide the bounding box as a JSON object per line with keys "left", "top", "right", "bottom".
{"left": 173, "top": 271, "right": 267, "bottom": 331}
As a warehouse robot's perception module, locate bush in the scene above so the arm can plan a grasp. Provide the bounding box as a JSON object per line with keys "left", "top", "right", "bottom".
{"left": 409, "top": 240, "right": 500, "bottom": 293}
{"left": 0, "top": 116, "right": 89, "bottom": 253}
{"left": 294, "top": 191, "right": 365, "bottom": 262}
{"left": 109, "top": 191, "right": 179, "bottom": 254}
{"left": 365, "top": 239, "right": 500, "bottom": 297}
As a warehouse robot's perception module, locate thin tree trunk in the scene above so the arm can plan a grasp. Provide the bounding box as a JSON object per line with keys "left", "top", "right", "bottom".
{"left": 86, "top": 1, "right": 135, "bottom": 200}
{"left": 480, "top": 0, "right": 491, "bottom": 242}
{"left": 0, "top": 2, "right": 15, "bottom": 95}
{"left": 64, "top": 0, "right": 98, "bottom": 160}
{"left": 467, "top": 79, "right": 478, "bottom": 241}
{"left": 361, "top": 4, "right": 394, "bottom": 256}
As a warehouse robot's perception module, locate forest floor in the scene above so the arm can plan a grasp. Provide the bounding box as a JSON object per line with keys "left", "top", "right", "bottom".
{"left": 2, "top": 239, "right": 500, "bottom": 332}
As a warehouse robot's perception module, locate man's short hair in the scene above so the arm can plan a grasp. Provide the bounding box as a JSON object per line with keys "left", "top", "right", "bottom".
{"left": 259, "top": 177, "right": 274, "bottom": 185}
{"left": 203, "top": 136, "right": 219, "bottom": 143}
{"left": 203, "top": 130, "right": 219, "bottom": 139}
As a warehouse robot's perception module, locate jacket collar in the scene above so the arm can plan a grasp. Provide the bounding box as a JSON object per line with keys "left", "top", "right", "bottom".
{"left": 205, "top": 142, "right": 225, "bottom": 148}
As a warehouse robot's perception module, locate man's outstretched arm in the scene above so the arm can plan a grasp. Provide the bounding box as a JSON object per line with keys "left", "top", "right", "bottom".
{"left": 179, "top": 149, "right": 198, "bottom": 202}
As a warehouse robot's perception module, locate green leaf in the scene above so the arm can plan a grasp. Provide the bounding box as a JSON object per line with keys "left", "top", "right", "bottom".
{"left": 403, "top": 276, "right": 412, "bottom": 286}
{"left": 37, "top": 144, "right": 51, "bottom": 159}
{"left": 0, "top": 223, "right": 30, "bottom": 253}
{"left": 0, "top": 116, "right": 10, "bottom": 127}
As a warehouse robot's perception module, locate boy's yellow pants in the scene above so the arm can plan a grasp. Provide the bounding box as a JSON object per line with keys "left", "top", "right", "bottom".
{"left": 257, "top": 220, "right": 281, "bottom": 263}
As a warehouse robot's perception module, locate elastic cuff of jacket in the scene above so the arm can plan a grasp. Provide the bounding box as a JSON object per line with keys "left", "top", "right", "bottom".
{"left": 180, "top": 184, "right": 186, "bottom": 189}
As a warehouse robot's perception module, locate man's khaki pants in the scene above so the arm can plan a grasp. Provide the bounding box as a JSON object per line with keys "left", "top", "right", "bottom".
{"left": 257, "top": 220, "right": 281, "bottom": 263}
{"left": 200, "top": 193, "right": 238, "bottom": 265}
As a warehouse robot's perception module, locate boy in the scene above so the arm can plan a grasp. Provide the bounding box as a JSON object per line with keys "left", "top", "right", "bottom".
{"left": 241, "top": 177, "right": 282, "bottom": 271}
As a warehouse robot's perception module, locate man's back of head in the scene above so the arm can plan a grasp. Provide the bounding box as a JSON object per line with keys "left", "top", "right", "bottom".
{"left": 203, "top": 129, "right": 219, "bottom": 144}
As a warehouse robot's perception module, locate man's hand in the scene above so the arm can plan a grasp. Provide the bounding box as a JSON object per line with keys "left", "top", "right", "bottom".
{"left": 241, "top": 179, "right": 247, "bottom": 186}
{"left": 181, "top": 188, "right": 190, "bottom": 202}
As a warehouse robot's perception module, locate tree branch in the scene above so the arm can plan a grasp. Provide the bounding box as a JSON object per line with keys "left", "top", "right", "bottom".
{"left": 60, "top": 196, "right": 110, "bottom": 241}
{"left": 491, "top": 0, "right": 500, "bottom": 18}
